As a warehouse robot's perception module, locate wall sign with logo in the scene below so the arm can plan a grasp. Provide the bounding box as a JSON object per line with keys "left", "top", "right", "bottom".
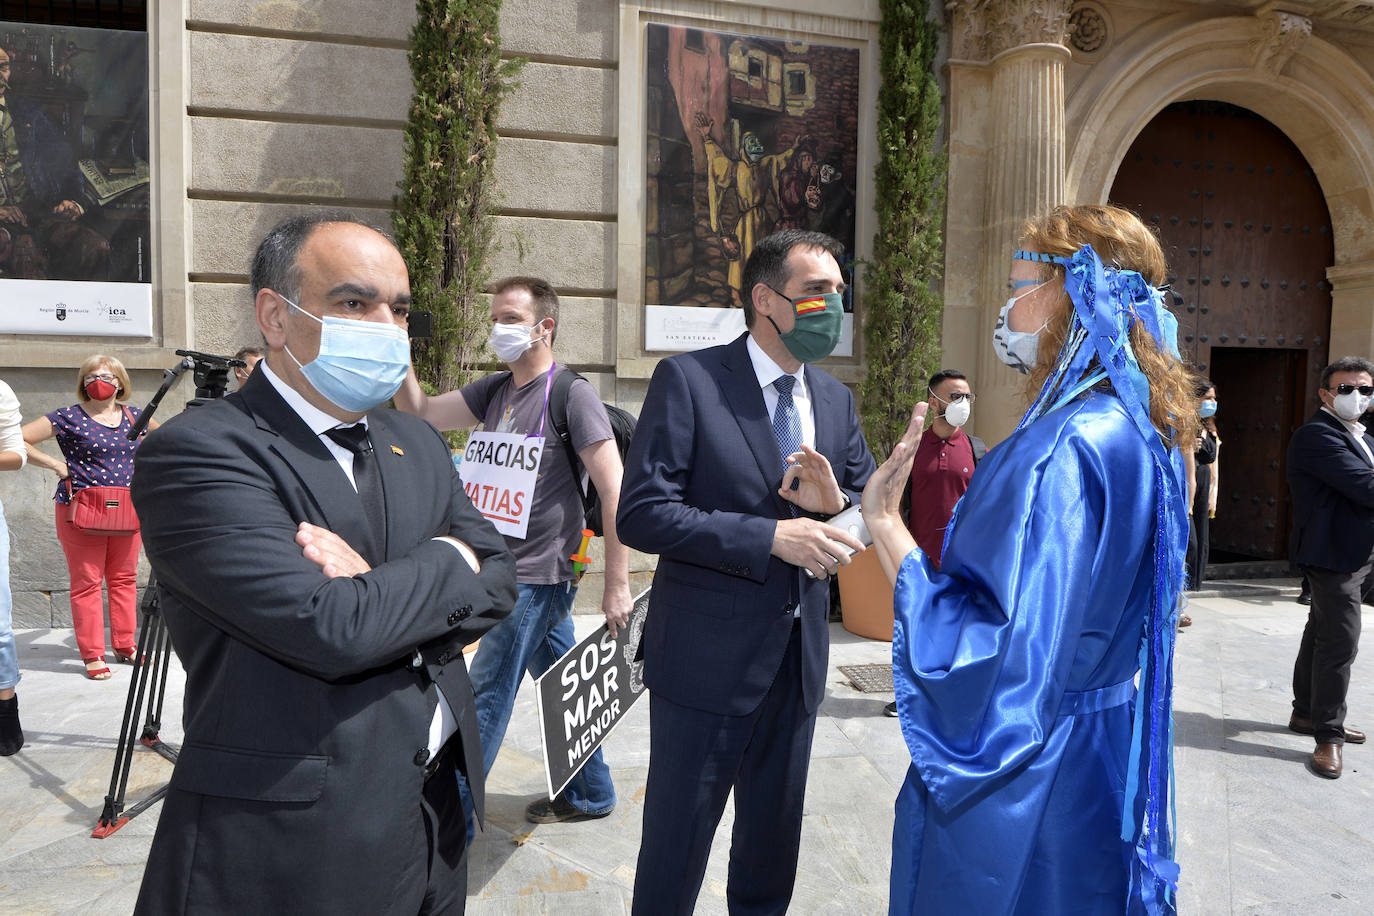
{"left": 0, "top": 21, "right": 152, "bottom": 337}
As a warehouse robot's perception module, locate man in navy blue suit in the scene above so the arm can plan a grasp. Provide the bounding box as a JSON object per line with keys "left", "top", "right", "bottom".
{"left": 618, "top": 230, "right": 876, "bottom": 913}
{"left": 1287, "top": 355, "right": 1374, "bottom": 779}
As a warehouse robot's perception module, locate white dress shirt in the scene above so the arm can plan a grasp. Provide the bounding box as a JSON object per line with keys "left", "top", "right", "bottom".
{"left": 1320, "top": 405, "right": 1374, "bottom": 467}
{"left": 746, "top": 333, "right": 816, "bottom": 449}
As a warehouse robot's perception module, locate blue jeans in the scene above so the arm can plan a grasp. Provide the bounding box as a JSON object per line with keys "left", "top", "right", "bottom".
{"left": 0, "top": 503, "right": 18, "bottom": 691}
{"left": 465, "top": 582, "right": 615, "bottom": 815}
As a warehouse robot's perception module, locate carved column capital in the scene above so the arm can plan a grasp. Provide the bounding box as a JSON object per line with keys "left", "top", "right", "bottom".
{"left": 947, "top": 0, "right": 1073, "bottom": 61}
{"left": 1251, "top": 9, "right": 1312, "bottom": 76}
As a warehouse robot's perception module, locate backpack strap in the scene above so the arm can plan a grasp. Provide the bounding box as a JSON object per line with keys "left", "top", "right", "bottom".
{"left": 969, "top": 434, "right": 987, "bottom": 465}
{"left": 547, "top": 367, "right": 592, "bottom": 509}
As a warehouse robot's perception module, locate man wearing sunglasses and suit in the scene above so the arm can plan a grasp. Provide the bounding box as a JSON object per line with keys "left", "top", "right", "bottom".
{"left": 1287, "top": 356, "right": 1374, "bottom": 779}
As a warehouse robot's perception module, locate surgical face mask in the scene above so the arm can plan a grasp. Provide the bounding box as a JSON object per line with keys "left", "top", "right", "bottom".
{"left": 765, "top": 288, "right": 845, "bottom": 364}
{"left": 1198, "top": 399, "right": 1217, "bottom": 419}
{"left": 1331, "top": 389, "right": 1373, "bottom": 422}
{"left": 935, "top": 392, "right": 972, "bottom": 428}
{"left": 488, "top": 322, "right": 546, "bottom": 363}
{"left": 992, "top": 283, "right": 1048, "bottom": 374}
{"left": 283, "top": 296, "right": 411, "bottom": 413}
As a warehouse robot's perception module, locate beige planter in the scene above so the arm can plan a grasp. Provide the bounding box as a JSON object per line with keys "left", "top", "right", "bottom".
{"left": 836, "top": 546, "right": 895, "bottom": 642}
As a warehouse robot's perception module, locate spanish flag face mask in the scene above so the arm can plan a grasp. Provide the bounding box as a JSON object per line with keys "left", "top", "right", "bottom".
{"left": 765, "top": 288, "right": 844, "bottom": 364}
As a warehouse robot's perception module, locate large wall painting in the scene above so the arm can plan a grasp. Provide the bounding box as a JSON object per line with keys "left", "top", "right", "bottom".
{"left": 643, "top": 23, "right": 859, "bottom": 353}
{"left": 0, "top": 21, "right": 152, "bottom": 336}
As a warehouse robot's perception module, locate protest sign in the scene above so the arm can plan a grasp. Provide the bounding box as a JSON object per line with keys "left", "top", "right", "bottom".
{"left": 534, "top": 588, "right": 650, "bottom": 799}
{"left": 457, "top": 431, "right": 541, "bottom": 538}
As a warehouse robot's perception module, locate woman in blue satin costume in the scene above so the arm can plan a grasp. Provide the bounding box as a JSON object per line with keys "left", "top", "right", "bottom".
{"left": 862, "top": 206, "right": 1198, "bottom": 915}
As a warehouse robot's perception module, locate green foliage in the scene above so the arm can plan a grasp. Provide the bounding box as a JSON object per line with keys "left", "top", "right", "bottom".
{"left": 394, "top": 0, "right": 523, "bottom": 406}
{"left": 858, "top": 0, "right": 948, "bottom": 458}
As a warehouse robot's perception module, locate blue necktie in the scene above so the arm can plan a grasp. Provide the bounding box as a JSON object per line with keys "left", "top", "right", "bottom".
{"left": 773, "top": 375, "right": 802, "bottom": 475}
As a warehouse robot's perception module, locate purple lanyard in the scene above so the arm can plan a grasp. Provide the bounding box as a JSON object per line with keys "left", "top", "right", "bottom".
{"left": 533, "top": 363, "right": 556, "bottom": 440}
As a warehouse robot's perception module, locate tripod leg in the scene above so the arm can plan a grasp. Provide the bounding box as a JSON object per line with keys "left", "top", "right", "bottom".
{"left": 93, "top": 587, "right": 158, "bottom": 837}
{"left": 94, "top": 574, "right": 175, "bottom": 837}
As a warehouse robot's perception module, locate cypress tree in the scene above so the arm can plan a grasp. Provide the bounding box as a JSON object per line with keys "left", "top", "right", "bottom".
{"left": 394, "top": 0, "right": 523, "bottom": 402}
{"left": 858, "top": 0, "right": 947, "bottom": 457}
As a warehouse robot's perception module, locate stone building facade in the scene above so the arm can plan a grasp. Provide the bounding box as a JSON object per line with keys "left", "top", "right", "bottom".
{"left": 3, "top": 0, "right": 1374, "bottom": 621}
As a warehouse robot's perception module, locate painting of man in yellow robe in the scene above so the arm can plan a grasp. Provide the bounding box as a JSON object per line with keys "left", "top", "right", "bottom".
{"left": 693, "top": 112, "right": 805, "bottom": 304}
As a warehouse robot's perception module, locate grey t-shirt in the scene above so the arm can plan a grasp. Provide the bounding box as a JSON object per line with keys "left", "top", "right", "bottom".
{"left": 461, "top": 366, "right": 613, "bottom": 584}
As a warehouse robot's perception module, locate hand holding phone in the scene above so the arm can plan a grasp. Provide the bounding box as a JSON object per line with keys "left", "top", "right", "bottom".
{"left": 803, "top": 503, "right": 872, "bottom": 578}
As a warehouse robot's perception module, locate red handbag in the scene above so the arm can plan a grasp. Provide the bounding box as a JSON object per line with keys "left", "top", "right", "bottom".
{"left": 63, "top": 406, "right": 141, "bottom": 536}
{"left": 66, "top": 480, "right": 139, "bottom": 536}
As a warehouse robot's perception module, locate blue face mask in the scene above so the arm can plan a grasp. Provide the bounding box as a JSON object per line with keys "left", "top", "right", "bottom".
{"left": 282, "top": 296, "right": 411, "bottom": 413}
{"left": 1198, "top": 399, "right": 1217, "bottom": 418}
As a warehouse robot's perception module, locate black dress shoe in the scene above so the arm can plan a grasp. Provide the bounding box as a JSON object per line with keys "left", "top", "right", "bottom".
{"left": 884, "top": 701, "right": 899, "bottom": 718}
{"left": 1310, "top": 742, "right": 1342, "bottom": 778}
{"left": 1288, "top": 714, "right": 1365, "bottom": 744}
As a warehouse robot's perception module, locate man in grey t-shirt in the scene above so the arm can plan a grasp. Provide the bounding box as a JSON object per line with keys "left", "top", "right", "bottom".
{"left": 395, "top": 276, "right": 631, "bottom": 822}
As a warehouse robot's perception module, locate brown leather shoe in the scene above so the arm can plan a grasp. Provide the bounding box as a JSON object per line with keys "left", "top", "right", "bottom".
{"left": 1288, "top": 714, "right": 1366, "bottom": 744}
{"left": 1310, "top": 742, "right": 1342, "bottom": 779}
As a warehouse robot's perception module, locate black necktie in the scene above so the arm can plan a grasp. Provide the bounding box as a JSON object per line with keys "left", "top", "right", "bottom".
{"left": 326, "top": 423, "right": 386, "bottom": 559}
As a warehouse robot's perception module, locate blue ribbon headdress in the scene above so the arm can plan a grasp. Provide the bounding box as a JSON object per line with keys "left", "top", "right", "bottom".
{"left": 1013, "top": 244, "right": 1186, "bottom": 914}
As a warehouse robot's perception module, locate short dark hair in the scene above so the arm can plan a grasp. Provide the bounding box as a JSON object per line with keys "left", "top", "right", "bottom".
{"left": 739, "top": 230, "right": 843, "bottom": 327}
{"left": 492, "top": 276, "right": 560, "bottom": 343}
{"left": 1320, "top": 356, "right": 1374, "bottom": 390}
{"left": 928, "top": 369, "right": 967, "bottom": 393}
{"left": 250, "top": 211, "right": 394, "bottom": 301}
{"left": 234, "top": 346, "right": 264, "bottom": 363}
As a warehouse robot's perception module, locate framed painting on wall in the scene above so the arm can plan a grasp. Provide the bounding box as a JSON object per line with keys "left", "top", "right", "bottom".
{"left": 0, "top": 21, "right": 151, "bottom": 336}
{"left": 643, "top": 23, "right": 859, "bottom": 353}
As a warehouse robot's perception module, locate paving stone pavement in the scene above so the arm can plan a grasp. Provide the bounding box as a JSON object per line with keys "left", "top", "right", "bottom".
{"left": 1, "top": 581, "right": 1371, "bottom": 914}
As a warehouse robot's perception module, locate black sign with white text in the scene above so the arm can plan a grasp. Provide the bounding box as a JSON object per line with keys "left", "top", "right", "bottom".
{"left": 534, "top": 589, "right": 650, "bottom": 799}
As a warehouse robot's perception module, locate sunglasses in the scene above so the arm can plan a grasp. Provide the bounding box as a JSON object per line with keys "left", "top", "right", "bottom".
{"left": 1332, "top": 384, "right": 1374, "bottom": 396}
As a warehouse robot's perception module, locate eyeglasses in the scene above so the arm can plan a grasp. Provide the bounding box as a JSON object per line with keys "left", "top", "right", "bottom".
{"left": 1332, "top": 384, "right": 1374, "bottom": 396}
{"left": 84, "top": 373, "right": 117, "bottom": 384}
{"left": 931, "top": 390, "right": 975, "bottom": 403}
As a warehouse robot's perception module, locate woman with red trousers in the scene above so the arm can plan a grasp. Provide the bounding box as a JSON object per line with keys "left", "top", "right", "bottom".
{"left": 23, "top": 355, "right": 157, "bottom": 680}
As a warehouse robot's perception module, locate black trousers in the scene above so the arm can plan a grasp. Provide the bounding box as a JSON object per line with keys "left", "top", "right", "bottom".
{"left": 632, "top": 625, "right": 816, "bottom": 916}
{"left": 1293, "top": 557, "right": 1371, "bottom": 744}
{"left": 417, "top": 742, "right": 470, "bottom": 914}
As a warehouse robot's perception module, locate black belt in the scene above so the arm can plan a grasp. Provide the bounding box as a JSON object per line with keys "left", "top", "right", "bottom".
{"left": 423, "top": 744, "right": 450, "bottom": 782}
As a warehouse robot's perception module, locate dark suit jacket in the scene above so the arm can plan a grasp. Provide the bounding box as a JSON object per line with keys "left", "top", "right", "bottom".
{"left": 1287, "top": 408, "right": 1374, "bottom": 573}
{"left": 617, "top": 333, "right": 875, "bottom": 717}
{"left": 3, "top": 96, "right": 84, "bottom": 213}
{"left": 131, "top": 370, "right": 516, "bottom": 915}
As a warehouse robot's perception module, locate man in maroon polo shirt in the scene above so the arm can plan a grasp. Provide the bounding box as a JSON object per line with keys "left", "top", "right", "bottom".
{"left": 887, "top": 369, "right": 985, "bottom": 716}
{"left": 908, "top": 369, "right": 985, "bottom": 564}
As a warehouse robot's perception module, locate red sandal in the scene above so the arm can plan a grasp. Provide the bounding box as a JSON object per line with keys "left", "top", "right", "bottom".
{"left": 84, "top": 658, "right": 112, "bottom": 680}
{"left": 114, "top": 646, "right": 142, "bottom": 665}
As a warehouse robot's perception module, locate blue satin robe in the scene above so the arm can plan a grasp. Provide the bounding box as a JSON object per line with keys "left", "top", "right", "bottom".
{"left": 889, "top": 392, "right": 1186, "bottom": 915}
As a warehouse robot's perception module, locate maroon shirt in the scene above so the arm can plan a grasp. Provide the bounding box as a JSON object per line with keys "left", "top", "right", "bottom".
{"left": 908, "top": 427, "right": 975, "bottom": 568}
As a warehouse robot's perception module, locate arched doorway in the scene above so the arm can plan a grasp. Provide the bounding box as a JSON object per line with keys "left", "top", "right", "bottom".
{"left": 1110, "top": 101, "right": 1334, "bottom": 564}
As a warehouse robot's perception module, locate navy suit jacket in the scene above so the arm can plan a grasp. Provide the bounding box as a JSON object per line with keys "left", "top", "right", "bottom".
{"left": 131, "top": 369, "right": 516, "bottom": 915}
{"left": 1287, "top": 408, "right": 1374, "bottom": 573}
{"left": 617, "top": 333, "right": 875, "bottom": 717}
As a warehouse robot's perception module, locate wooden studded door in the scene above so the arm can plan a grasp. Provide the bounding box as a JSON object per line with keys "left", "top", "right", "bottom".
{"left": 1110, "top": 101, "right": 1334, "bottom": 562}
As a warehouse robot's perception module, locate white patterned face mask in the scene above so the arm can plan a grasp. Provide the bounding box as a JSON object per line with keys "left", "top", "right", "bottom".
{"left": 992, "top": 283, "right": 1048, "bottom": 375}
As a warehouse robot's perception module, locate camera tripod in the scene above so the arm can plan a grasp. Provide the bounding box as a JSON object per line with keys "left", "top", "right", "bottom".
{"left": 91, "top": 350, "right": 243, "bottom": 839}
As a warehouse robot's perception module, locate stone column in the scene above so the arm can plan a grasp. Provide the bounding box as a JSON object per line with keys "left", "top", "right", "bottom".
{"left": 1326, "top": 262, "right": 1374, "bottom": 361}
{"left": 947, "top": 0, "right": 1072, "bottom": 441}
